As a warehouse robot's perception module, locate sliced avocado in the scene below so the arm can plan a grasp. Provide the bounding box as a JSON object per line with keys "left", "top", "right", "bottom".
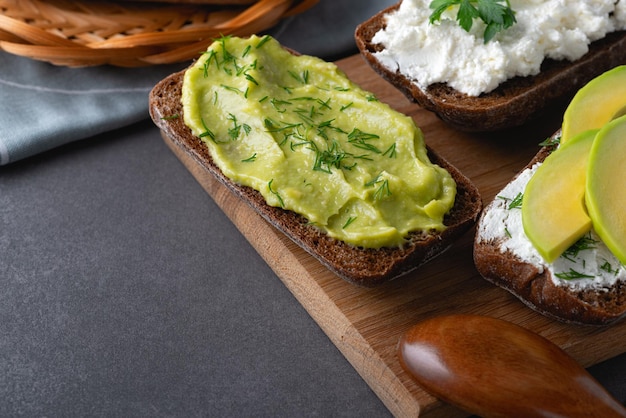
{"left": 522, "top": 130, "right": 597, "bottom": 263}
{"left": 561, "top": 66, "right": 626, "bottom": 144}
{"left": 585, "top": 115, "right": 626, "bottom": 264}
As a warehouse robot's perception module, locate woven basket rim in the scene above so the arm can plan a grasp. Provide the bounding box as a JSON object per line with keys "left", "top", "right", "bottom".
{"left": 0, "top": 0, "right": 319, "bottom": 67}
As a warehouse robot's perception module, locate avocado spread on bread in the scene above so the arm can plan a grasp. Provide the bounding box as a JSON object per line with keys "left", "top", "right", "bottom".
{"left": 182, "top": 35, "right": 456, "bottom": 249}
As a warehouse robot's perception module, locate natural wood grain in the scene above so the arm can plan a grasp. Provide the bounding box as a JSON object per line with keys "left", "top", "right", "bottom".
{"left": 399, "top": 315, "right": 626, "bottom": 417}
{"left": 161, "top": 54, "right": 626, "bottom": 417}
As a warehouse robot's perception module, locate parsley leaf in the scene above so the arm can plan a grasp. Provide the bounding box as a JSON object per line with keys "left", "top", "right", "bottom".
{"left": 429, "top": 0, "right": 517, "bottom": 43}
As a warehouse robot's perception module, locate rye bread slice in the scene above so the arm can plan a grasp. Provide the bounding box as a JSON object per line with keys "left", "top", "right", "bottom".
{"left": 355, "top": 2, "right": 626, "bottom": 132}
{"left": 473, "top": 140, "right": 626, "bottom": 325}
{"left": 149, "top": 69, "right": 482, "bottom": 287}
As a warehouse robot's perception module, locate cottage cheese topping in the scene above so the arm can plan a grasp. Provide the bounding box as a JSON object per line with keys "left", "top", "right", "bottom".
{"left": 372, "top": 0, "right": 626, "bottom": 96}
{"left": 477, "top": 162, "right": 626, "bottom": 290}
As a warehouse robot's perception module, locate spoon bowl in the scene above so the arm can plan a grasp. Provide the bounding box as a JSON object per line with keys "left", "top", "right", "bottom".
{"left": 398, "top": 314, "right": 626, "bottom": 418}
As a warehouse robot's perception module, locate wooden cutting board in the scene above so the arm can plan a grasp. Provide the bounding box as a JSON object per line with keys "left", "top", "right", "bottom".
{"left": 162, "top": 54, "right": 626, "bottom": 417}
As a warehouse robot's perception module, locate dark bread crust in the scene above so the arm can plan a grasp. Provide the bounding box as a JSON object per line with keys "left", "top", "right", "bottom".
{"left": 149, "top": 69, "right": 482, "bottom": 286}
{"left": 474, "top": 143, "right": 626, "bottom": 325}
{"left": 355, "top": 2, "right": 626, "bottom": 132}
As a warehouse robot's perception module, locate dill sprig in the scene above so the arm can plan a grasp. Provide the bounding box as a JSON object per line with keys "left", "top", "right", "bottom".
{"left": 366, "top": 173, "right": 392, "bottom": 200}
{"left": 199, "top": 118, "right": 216, "bottom": 142}
{"left": 600, "top": 260, "right": 620, "bottom": 275}
{"left": 343, "top": 216, "right": 357, "bottom": 229}
{"left": 383, "top": 143, "right": 397, "bottom": 158}
{"left": 347, "top": 128, "right": 381, "bottom": 153}
{"left": 226, "top": 113, "right": 251, "bottom": 140}
{"left": 539, "top": 135, "right": 561, "bottom": 148}
{"left": 555, "top": 268, "right": 595, "bottom": 280}
{"left": 498, "top": 192, "right": 523, "bottom": 209}
{"left": 268, "top": 179, "right": 284, "bottom": 208}
{"left": 560, "top": 234, "right": 598, "bottom": 262}
{"left": 241, "top": 153, "right": 257, "bottom": 162}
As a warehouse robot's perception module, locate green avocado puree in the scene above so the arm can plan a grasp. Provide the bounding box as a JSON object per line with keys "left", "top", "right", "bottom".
{"left": 182, "top": 35, "right": 456, "bottom": 248}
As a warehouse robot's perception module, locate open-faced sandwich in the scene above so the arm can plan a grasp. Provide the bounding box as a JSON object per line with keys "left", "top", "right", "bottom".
{"left": 149, "top": 35, "right": 482, "bottom": 286}
{"left": 355, "top": 0, "right": 626, "bottom": 131}
{"left": 474, "top": 66, "right": 626, "bottom": 325}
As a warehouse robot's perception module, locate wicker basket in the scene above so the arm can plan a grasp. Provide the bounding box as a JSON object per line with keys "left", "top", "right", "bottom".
{"left": 0, "top": 0, "right": 318, "bottom": 67}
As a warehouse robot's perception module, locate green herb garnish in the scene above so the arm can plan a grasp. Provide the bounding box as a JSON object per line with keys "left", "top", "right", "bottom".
{"left": 383, "top": 143, "right": 397, "bottom": 158}
{"left": 366, "top": 173, "right": 392, "bottom": 200}
{"left": 312, "top": 141, "right": 346, "bottom": 173}
{"left": 226, "top": 113, "right": 251, "bottom": 140}
{"left": 199, "top": 118, "right": 216, "bottom": 142}
{"left": 241, "top": 153, "right": 257, "bottom": 162}
{"left": 343, "top": 216, "right": 357, "bottom": 229}
{"left": 600, "top": 260, "right": 619, "bottom": 275}
{"left": 555, "top": 268, "right": 595, "bottom": 280}
{"left": 561, "top": 234, "right": 598, "bottom": 262}
{"left": 429, "top": 0, "right": 517, "bottom": 43}
{"left": 268, "top": 179, "right": 285, "bottom": 208}
{"left": 288, "top": 69, "right": 310, "bottom": 85}
{"left": 347, "top": 128, "right": 381, "bottom": 153}
{"left": 498, "top": 192, "right": 523, "bottom": 210}
{"left": 340, "top": 102, "right": 353, "bottom": 112}
{"left": 255, "top": 34, "right": 271, "bottom": 48}
{"left": 539, "top": 135, "right": 561, "bottom": 147}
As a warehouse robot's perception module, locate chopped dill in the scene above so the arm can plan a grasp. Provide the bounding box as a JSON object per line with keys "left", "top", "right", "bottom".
{"left": 226, "top": 113, "right": 251, "bottom": 139}
{"left": 560, "top": 234, "right": 598, "bottom": 262}
{"left": 343, "top": 216, "right": 357, "bottom": 229}
{"left": 221, "top": 84, "right": 246, "bottom": 96}
{"left": 600, "top": 260, "right": 619, "bottom": 275}
{"left": 340, "top": 102, "right": 353, "bottom": 112}
{"left": 539, "top": 135, "right": 561, "bottom": 147}
{"left": 199, "top": 118, "right": 215, "bottom": 141}
{"left": 555, "top": 268, "right": 594, "bottom": 280}
{"left": 270, "top": 98, "right": 291, "bottom": 113}
{"left": 347, "top": 128, "right": 381, "bottom": 153}
{"left": 242, "top": 44, "right": 251, "bottom": 58}
{"left": 312, "top": 141, "right": 348, "bottom": 173}
{"left": 498, "top": 192, "right": 523, "bottom": 209}
{"left": 256, "top": 34, "right": 271, "bottom": 48}
{"left": 268, "top": 179, "right": 284, "bottom": 208}
{"left": 288, "top": 69, "right": 310, "bottom": 84}
{"left": 383, "top": 143, "right": 397, "bottom": 158}
{"left": 241, "top": 153, "right": 257, "bottom": 162}
{"left": 245, "top": 73, "right": 259, "bottom": 85}
{"left": 366, "top": 173, "right": 392, "bottom": 200}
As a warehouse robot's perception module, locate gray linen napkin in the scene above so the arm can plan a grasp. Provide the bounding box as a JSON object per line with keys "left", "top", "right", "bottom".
{"left": 0, "top": 55, "right": 185, "bottom": 165}
{"left": 0, "top": 0, "right": 395, "bottom": 166}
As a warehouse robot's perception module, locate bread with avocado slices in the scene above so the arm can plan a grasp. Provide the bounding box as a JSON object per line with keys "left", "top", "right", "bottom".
{"left": 473, "top": 134, "right": 626, "bottom": 325}
{"left": 149, "top": 61, "right": 482, "bottom": 287}
{"left": 355, "top": 2, "right": 626, "bottom": 132}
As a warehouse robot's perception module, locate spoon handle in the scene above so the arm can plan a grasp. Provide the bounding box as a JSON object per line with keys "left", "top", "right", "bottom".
{"left": 398, "top": 314, "right": 626, "bottom": 418}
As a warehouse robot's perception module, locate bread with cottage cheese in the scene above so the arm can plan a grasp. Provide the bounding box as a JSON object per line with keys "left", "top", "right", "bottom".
{"left": 149, "top": 68, "right": 482, "bottom": 287}
{"left": 473, "top": 136, "right": 626, "bottom": 325}
{"left": 355, "top": 2, "right": 626, "bottom": 132}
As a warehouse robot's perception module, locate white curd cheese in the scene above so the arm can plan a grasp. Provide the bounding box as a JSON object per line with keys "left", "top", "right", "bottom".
{"left": 372, "top": 0, "right": 626, "bottom": 96}
{"left": 476, "top": 162, "right": 626, "bottom": 290}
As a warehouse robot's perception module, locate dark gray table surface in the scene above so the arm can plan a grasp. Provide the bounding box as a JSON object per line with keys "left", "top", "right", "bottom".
{"left": 2, "top": 1, "right": 626, "bottom": 416}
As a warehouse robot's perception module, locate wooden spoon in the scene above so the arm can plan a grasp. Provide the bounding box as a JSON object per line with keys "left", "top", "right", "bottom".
{"left": 398, "top": 314, "right": 626, "bottom": 418}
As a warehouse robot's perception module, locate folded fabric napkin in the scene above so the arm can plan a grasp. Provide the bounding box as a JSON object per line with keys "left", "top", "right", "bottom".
{"left": 0, "top": 56, "right": 185, "bottom": 166}
{"left": 0, "top": 0, "right": 395, "bottom": 166}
